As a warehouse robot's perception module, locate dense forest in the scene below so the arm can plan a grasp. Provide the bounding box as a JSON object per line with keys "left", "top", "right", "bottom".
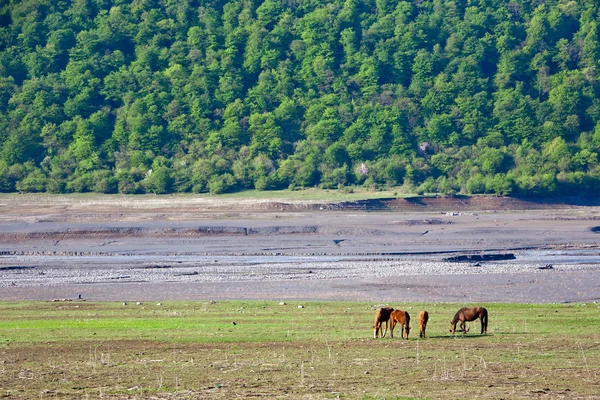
{"left": 1, "top": 0, "right": 600, "bottom": 196}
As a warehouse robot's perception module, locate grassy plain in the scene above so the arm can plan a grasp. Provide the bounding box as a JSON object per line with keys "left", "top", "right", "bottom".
{"left": 0, "top": 301, "right": 598, "bottom": 399}
{"left": 0, "top": 187, "right": 406, "bottom": 203}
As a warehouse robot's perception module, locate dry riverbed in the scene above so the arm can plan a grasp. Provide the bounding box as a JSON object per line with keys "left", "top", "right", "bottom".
{"left": 1, "top": 194, "right": 599, "bottom": 303}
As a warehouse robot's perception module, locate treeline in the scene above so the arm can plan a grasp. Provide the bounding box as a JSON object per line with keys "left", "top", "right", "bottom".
{"left": 1, "top": 0, "right": 600, "bottom": 196}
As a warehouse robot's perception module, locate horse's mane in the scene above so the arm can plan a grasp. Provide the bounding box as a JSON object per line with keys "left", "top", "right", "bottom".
{"left": 450, "top": 308, "right": 464, "bottom": 324}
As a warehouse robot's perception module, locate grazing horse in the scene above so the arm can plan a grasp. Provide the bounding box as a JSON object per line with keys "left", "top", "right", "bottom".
{"left": 450, "top": 306, "right": 488, "bottom": 334}
{"left": 373, "top": 307, "right": 394, "bottom": 338}
{"left": 419, "top": 310, "right": 429, "bottom": 338}
{"left": 390, "top": 310, "right": 411, "bottom": 340}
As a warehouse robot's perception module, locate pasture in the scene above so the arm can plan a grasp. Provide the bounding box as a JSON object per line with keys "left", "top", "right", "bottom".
{"left": 0, "top": 301, "right": 598, "bottom": 399}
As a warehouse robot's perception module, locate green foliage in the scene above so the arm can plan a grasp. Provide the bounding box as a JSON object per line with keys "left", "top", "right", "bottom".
{"left": 208, "top": 173, "right": 236, "bottom": 195}
{"left": 144, "top": 166, "right": 173, "bottom": 194}
{"left": 1, "top": 0, "right": 600, "bottom": 196}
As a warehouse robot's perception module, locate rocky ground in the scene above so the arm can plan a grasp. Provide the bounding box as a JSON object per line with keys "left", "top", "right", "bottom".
{"left": 0, "top": 194, "right": 599, "bottom": 303}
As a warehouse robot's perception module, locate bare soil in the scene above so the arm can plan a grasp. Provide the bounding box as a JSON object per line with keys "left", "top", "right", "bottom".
{"left": 1, "top": 194, "right": 599, "bottom": 303}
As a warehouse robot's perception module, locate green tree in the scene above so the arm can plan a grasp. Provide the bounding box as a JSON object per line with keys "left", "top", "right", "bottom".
{"left": 248, "top": 112, "right": 282, "bottom": 157}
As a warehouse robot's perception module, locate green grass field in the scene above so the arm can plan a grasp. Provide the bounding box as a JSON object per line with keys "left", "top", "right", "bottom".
{"left": 0, "top": 301, "right": 598, "bottom": 399}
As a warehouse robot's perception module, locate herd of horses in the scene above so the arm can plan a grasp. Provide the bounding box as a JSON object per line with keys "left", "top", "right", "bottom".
{"left": 373, "top": 306, "right": 488, "bottom": 339}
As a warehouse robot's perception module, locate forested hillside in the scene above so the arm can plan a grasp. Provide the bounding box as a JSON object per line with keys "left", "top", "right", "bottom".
{"left": 1, "top": 0, "right": 600, "bottom": 196}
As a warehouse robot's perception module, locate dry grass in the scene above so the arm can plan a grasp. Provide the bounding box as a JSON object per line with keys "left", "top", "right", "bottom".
{"left": 0, "top": 189, "right": 403, "bottom": 209}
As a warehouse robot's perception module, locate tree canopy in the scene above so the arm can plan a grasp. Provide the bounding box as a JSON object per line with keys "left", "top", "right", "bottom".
{"left": 1, "top": 0, "right": 600, "bottom": 196}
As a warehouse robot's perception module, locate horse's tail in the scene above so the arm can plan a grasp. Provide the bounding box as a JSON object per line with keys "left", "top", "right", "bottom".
{"left": 481, "top": 308, "right": 488, "bottom": 333}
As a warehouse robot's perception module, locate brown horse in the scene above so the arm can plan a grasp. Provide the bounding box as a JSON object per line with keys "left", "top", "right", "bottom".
{"left": 419, "top": 310, "right": 429, "bottom": 338}
{"left": 450, "top": 306, "right": 488, "bottom": 334}
{"left": 390, "top": 310, "right": 410, "bottom": 339}
{"left": 373, "top": 307, "right": 394, "bottom": 338}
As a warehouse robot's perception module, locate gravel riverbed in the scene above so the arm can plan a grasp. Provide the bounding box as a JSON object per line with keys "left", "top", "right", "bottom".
{"left": 1, "top": 194, "right": 600, "bottom": 303}
{"left": 1, "top": 258, "right": 598, "bottom": 288}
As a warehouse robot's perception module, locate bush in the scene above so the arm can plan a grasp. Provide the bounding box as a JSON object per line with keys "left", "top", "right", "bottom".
{"left": 16, "top": 169, "right": 47, "bottom": 192}
{"left": 254, "top": 176, "right": 271, "bottom": 191}
{"left": 208, "top": 173, "right": 236, "bottom": 194}
{"left": 320, "top": 166, "right": 351, "bottom": 189}
{"left": 485, "top": 174, "right": 514, "bottom": 195}
{"left": 91, "top": 170, "right": 118, "bottom": 194}
{"left": 416, "top": 176, "right": 436, "bottom": 194}
{"left": 465, "top": 174, "right": 486, "bottom": 194}
{"left": 46, "top": 178, "right": 66, "bottom": 193}
{"left": 515, "top": 173, "right": 557, "bottom": 197}
{"left": 66, "top": 173, "right": 92, "bottom": 193}
{"left": 144, "top": 166, "right": 173, "bottom": 194}
{"left": 0, "top": 163, "right": 15, "bottom": 192}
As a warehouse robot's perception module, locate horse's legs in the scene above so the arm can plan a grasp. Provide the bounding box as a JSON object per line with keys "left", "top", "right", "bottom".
{"left": 374, "top": 322, "right": 380, "bottom": 338}
{"left": 460, "top": 320, "right": 466, "bottom": 333}
{"left": 383, "top": 320, "right": 389, "bottom": 338}
{"left": 481, "top": 312, "right": 488, "bottom": 334}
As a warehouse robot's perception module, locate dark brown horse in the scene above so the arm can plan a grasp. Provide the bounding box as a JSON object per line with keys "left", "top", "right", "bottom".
{"left": 373, "top": 307, "right": 394, "bottom": 338}
{"left": 390, "top": 309, "right": 411, "bottom": 339}
{"left": 450, "top": 306, "right": 488, "bottom": 334}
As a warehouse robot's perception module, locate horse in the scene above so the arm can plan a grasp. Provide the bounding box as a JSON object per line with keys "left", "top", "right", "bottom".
{"left": 389, "top": 309, "right": 411, "bottom": 340}
{"left": 419, "top": 310, "right": 429, "bottom": 338}
{"left": 450, "top": 306, "right": 488, "bottom": 334}
{"left": 373, "top": 307, "right": 394, "bottom": 338}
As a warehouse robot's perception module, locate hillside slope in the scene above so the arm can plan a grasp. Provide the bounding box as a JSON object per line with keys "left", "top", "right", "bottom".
{"left": 1, "top": 0, "right": 600, "bottom": 196}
